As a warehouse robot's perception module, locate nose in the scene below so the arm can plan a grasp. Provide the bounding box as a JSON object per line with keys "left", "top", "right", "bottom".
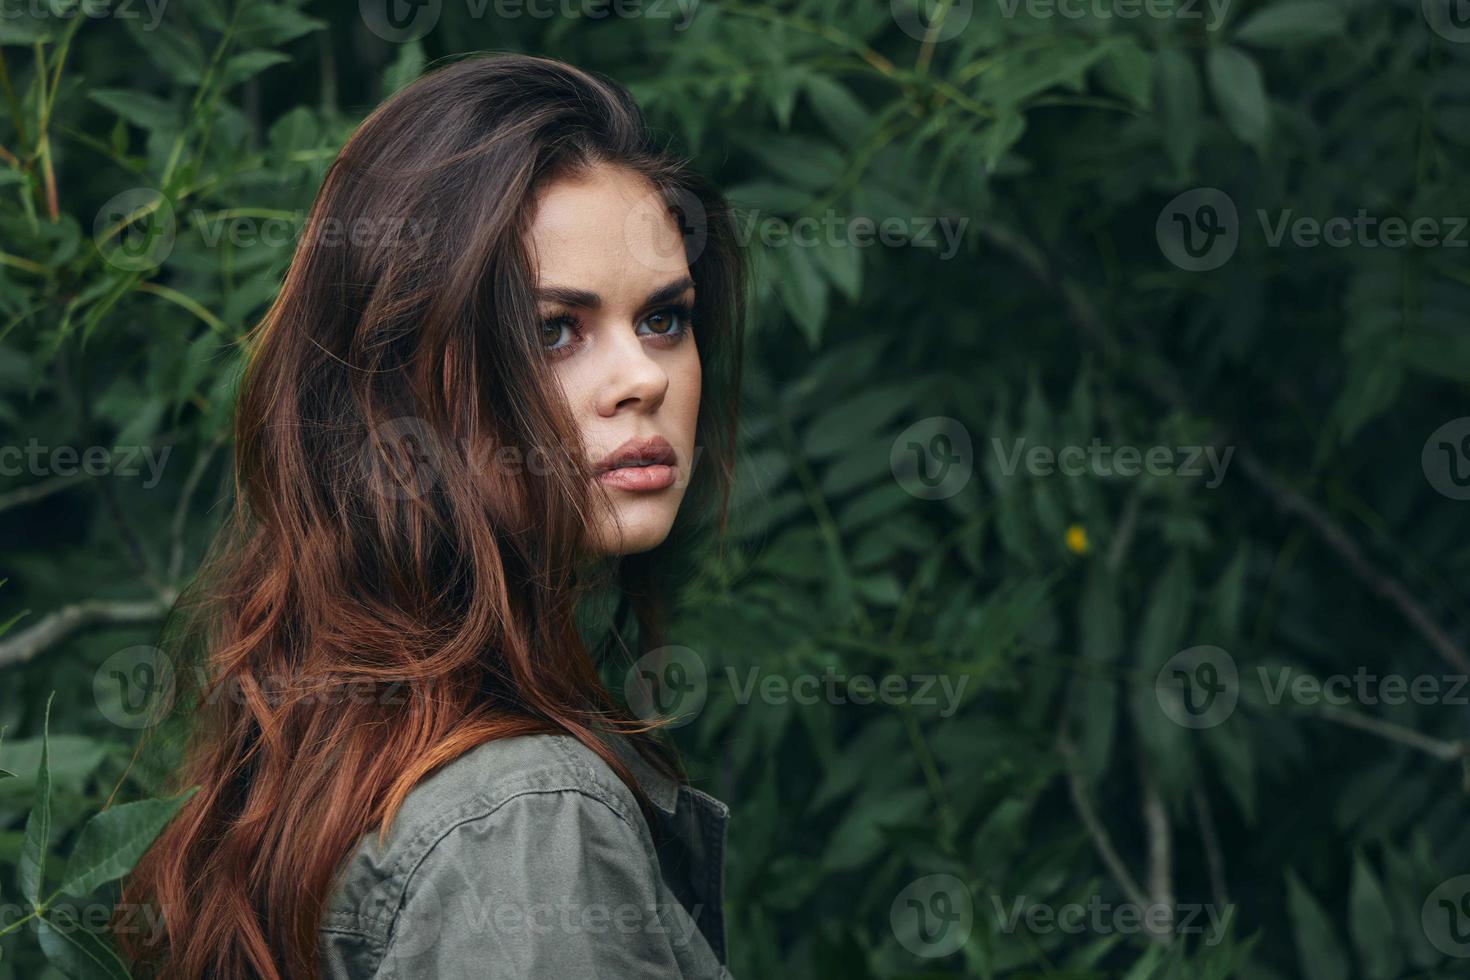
{"left": 594, "top": 326, "right": 669, "bottom": 418}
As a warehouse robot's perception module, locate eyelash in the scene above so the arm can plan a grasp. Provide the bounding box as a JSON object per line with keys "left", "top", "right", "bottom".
{"left": 538, "top": 303, "right": 696, "bottom": 359}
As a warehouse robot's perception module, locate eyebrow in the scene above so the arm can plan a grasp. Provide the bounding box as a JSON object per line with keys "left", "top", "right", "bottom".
{"left": 535, "top": 276, "right": 695, "bottom": 311}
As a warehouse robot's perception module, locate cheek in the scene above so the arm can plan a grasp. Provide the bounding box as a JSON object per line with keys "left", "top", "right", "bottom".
{"left": 673, "top": 344, "right": 702, "bottom": 439}
{"left": 548, "top": 356, "right": 597, "bottom": 419}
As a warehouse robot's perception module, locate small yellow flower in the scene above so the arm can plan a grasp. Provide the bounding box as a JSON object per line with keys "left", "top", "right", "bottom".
{"left": 1066, "top": 524, "right": 1089, "bottom": 555}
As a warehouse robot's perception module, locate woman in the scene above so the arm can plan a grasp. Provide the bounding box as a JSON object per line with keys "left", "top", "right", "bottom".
{"left": 119, "top": 53, "right": 746, "bottom": 979}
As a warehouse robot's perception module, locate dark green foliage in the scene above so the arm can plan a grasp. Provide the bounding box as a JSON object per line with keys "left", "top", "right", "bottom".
{"left": 2, "top": 0, "right": 1468, "bottom": 977}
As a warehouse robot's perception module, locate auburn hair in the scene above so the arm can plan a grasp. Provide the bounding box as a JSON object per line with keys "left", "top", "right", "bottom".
{"left": 117, "top": 53, "right": 745, "bottom": 979}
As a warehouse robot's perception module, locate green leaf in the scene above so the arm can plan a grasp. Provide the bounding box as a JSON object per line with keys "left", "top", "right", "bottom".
{"left": 1349, "top": 853, "right": 1403, "bottom": 980}
{"left": 223, "top": 51, "right": 292, "bottom": 88}
{"left": 383, "top": 40, "right": 426, "bottom": 96}
{"left": 1128, "top": 552, "right": 1196, "bottom": 801}
{"left": 60, "top": 789, "right": 200, "bottom": 898}
{"left": 89, "top": 89, "right": 179, "bottom": 133}
{"left": 820, "top": 787, "right": 928, "bottom": 871}
{"left": 726, "top": 182, "right": 814, "bottom": 214}
{"left": 0, "top": 602, "right": 23, "bottom": 638}
{"left": 1100, "top": 39, "right": 1154, "bottom": 110}
{"left": 802, "top": 75, "right": 873, "bottom": 148}
{"left": 0, "top": 735, "right": 113, "bottom": 800}
{"left": 127, "top": 21, "right": 205, "bottom": 84}
{"left": 1287, "top": 872, "right": 1351, "bottom": 980}
{"left": 803, "top": 384, "right": 912, "bottom": 459}
{"left": 761, "top": 65, "right": 809, "bottom": 131}
{"left": 772, "top": 245, "right": 828, "bottom": 346}
{"left": 981, "top": 111, "right": 1026, "bottom": 173}
{"left": 1137, "top": 553, "right": 1194, "bottom": 671}
{"left": 745, "top": 135, "right": 845, "bottom": 192}
{"left": 853, "top": 572, "right": 902, "bottom": 606}
{"left": 978, "top": 38, "right": 1113, "bottom": 107}
{"left": 0, "top": 19, "right": 52, "bottom": 45}
{"left": 110, "top": 116, "right": 129, "bottom": 156}
{"left": 236, "top": 4, "right": 326, "bottom": 46}
{"left": 1234, "top": 1, "right": 1346, "bottom": 48}
{"left": 1211, "top": 545, "right": 1249, "bottom": 638}
{"left": 1333, "top": 355, "right": 1403, "bottom": 440}
{"left": 19, "top": 691, "right": 56, "bottom": 905}
{"left": 194, "top": 0, "right": 230, "bottom": 30}
{"left": 1207, "top": 46, "right": 1270, "bottom": 147}
{"left": 37, "top": 907, "right": 133, "bottom": 980}
{"left": 1120, "top": 942, "right": 1167, "bottom": 980}
{"left": 811, "top": 240, "right": 861, "bottom": 303}
{"left": 1202, "top": 722, "right": 1256, "bottom": 823}
{"left": 1075, "top": 561, "right": 1122, "bottom": 781}
{"left": 1156, "top": 50, "right": 1202, "bottom": 176}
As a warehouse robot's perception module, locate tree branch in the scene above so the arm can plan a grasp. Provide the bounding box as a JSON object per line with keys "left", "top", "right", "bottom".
{"left": 0, "top": 472, "right": 87, "bottom": 514}
{"left": 1235, "top": 450, "right": 1470, "bottom": 675}
{"left": 977, "top": 222, "right": 1470, "bottom": 677}
{"left": 1139, "top": 755, "right": 1174, "bottom": 942}
{"left": 1057, "top": 727, "right": 1161, "bottom": 939}
{"left": 169, "top": 435, "right": 225, "bottom": 582}
{"left": 1312, "top": 702, "right": 1469, "bottom": 764}
{"left": 0, "top": 598, "right": 170, "bottom": 669}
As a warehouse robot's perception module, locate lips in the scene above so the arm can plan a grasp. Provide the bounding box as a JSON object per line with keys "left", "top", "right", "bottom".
{"left": 596, "top": 436, "right": 678, "bottom": 492}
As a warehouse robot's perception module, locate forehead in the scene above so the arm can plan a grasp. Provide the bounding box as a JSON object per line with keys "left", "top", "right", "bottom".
{"left": 526, "top": 165, "right": 692, "bottom": 301}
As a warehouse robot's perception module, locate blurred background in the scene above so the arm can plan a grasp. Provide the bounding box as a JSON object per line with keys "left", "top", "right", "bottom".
{"left": 2, "top": 0, "right": 1470, "bottom": 977}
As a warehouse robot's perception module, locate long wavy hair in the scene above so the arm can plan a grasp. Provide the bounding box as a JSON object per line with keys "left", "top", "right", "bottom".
{"left": 117, "top": 53, "right": 746, "bottom": 979}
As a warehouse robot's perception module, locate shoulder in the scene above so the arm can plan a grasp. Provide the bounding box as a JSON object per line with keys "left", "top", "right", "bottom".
{"left": 390, "top": 731, "right": 644, "bottom": 832}
{"left": 320, "top": 733, "right": 651, "bottom": 938}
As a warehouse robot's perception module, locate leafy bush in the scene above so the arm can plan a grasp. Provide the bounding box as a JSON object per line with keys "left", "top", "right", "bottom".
{"left": 2, "top": 0, "right": 1469, "bottom": 977}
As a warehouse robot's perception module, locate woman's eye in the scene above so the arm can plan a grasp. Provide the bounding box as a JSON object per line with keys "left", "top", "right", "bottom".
{"left": 539, "top": 315, "right": 578, "bottom": 350}
{"left": 638, "top": 306, "right": 691, "bottom": 337}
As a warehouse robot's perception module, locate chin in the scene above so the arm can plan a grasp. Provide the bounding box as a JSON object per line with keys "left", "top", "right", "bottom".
{"left": 596, "top": 497, "right": 680, "bottom": 555}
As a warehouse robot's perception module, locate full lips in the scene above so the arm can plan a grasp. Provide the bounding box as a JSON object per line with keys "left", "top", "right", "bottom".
{"left": 599, "top": 463, "right": 677, "bottom": 491}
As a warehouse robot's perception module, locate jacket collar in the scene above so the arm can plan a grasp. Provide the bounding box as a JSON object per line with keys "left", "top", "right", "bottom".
{"left": 605, "top": 731, "right": 680, "bottom": 816}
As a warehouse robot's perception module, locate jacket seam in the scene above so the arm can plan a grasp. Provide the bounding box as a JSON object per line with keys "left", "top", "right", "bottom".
{"left": 367, "top": 782, "right": 647, "bottom": 963}
{"left": 324, "top": 739, "right": 642, "bottom": 920}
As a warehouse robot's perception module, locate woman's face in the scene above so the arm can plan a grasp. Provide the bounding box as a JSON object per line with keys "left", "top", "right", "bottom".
{"left": 525, "top": 164, "right": 702, "bottom": 555}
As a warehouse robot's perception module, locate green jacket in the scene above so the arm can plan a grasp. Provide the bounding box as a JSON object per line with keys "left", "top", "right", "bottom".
{"left": 317, "top": 732, "right": 733, "bottom": 979}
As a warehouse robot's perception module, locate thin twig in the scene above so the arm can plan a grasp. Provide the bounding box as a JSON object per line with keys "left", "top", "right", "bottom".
{"left": 1057, "top": 728, "right": 1157, "bottom": 930}
{"left": 1236, "top": 449, "right": 1470, "bottom": 676}
{"left": 1139, "top": 757, "right": 1174, "bottom": 942}
{"left": 168, "top": 435, "right": 225, "bottom": 582}
{"left": 94, "top": 474, "right": 170, "bottom": 599}
{"left": 0, "top": 598, "right": 170, "bottom": 669}
{"left": 0, "top": 472, "right": 87, "bottom": 514}
{"left": 1106, "top": 488, "right": 1141, "bottom": 573}
{"left": 1312, "top": 703, "right": 1468, "bottom": 763}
